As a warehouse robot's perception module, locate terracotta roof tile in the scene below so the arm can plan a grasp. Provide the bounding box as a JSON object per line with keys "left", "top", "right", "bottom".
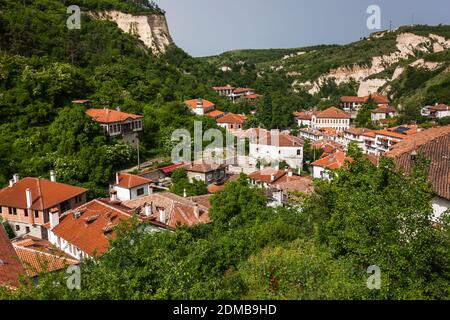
{"left": 386, "top": 125, "right": 450, "bottom": 200}
{"left": 114, "top": 172, "right": 152, "bottom": 189}
{"left": 86, "top": 108, "right": 142, "bottom": 124}
{"left": 0, "top": 178, "right": 87, "bottom": 211}
{"left": 311, "top": 151, "right": 352, "bottom": 170}
{"left": 217, "top": 113, "right": 247, "bottom": 124}
{"left": 185, "top": 99, "right": 215, "bottom": 110}
{"left": 50, "top": 200, "right": 135, "bottom": 257}
{"left": 14, "top": 243, "right": 78, "bottom": 278}
{"left": 122, "top": 193, "right": 211, "bottom": 228}
{"left": 0, "top": 226, "right": 25, "bottom": 288}
{"left": 316, "top": 107, "right": 351, "bottom": 119}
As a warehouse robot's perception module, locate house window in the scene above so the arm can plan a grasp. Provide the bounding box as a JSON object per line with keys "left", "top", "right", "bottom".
{"left": 297, "top": 149, "right": 301, "bottom": 155}
{"left": 25, "top": 226, "right": 30, "bottom": 233}
{"left": 136, "top": 188, "right": 145, "bottom": 196}
{"left": 12, "top": 208, "right": 17, "bottom": 215}
{"left": 24, "top": 209, "right": 28, "bottom": 217}
{"left": 15, "top": 225, "right": 20, "bottom": 231}
{"left": 75, "top": 195, "right": 82, "bottom": 204}
{"left": 34, "top": 210, "right": 39, "bottom": 218}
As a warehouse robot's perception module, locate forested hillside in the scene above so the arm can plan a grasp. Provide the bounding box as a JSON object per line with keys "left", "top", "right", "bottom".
{"left": 0, "top": 0, "right": 227, "bottom": 195}
{"left": 203, "top": 25, "right": 450, "bottom": 126}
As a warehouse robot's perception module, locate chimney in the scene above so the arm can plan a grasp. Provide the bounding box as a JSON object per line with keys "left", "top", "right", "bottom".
{"left": 26, "top": 188, "right": 32, "bottom": 209}
{"left": 49, "top": 207, "right": 60, "bottom": 229}
{"left": 144, "top": 202, "right": 152, "bottom": 217}
{"left": 288, "top": 170, "right": 293, "bottom": 177}
{"left": 194, "top": 203, "right": 200, "bottom": 219}
{"left": 270, "top": 174, "right": 276, "bottom": 182}
{"left": 9, "top": 179, "right": 14, "bottom": 187}
{"left": 116, "top": 106, "right": 121, "bottom": 112}
{"left": 196, "top": 98, "right": 203, "bottom": 109}
{"left": 183, "top": 188, "right": 187, "bottom": 198}
{"left": 116, "top": 172, "right": 120, "bottom": 185}
{"left": 50, "top": 170, "right": 56, "bottom": 182}
{"left": 159, "top": 208, "right": 166, "bottom": 224}
{"left": 110, "top": 190, "right": 118, "bottom": 202}
{"left": 13, "top": 174, "right": 19, "bottom": 183}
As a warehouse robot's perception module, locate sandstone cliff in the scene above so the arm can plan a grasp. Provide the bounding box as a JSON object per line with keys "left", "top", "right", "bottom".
{"left": 89, "top": 11, "right": 173, "bottom": 54}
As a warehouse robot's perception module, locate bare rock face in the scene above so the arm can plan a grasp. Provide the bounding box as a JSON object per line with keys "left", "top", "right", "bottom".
{"left": 90, "top": 11, "right": 173, "bottom": 54}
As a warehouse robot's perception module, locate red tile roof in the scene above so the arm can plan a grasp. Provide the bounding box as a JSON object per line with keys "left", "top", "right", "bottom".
{"left": 206, "top": 110, "right": 225, "bottom": 118}
{"left": 207, "top": 184, "right": 226, "bottom": 194}
{"left": 159, "top": 163, "right": 185, "bottom": 174}
{"left": 242, "top": 94, "right": 262, "bottom": 100}
{"left": 13, "top": 239, "right": 78, "bottom": 278}
{"left": 311, "top": 151, "right": 353, "bottom": 170}
{"left": 386, "top": 125, "right": 450, "bottom": 201}
{"left": 372, "top": 106, "right": 397, "bottom": 114}
{"left": 185, "top": 162, "right": 227, "bottom": 174}
{"left": 0, "top": 178, "right": 87, "bottom": 211}
{"left": 340, "top": 93, "right": 389, "bottom": 105}
{"left": 217, "top": 113, "right": 247, "bottom": 124}
{"left": 345, "top": 128, "right": 375, "bottom": 136}
{"left": 249, "top": 169, "right": 288, "bottom": 184}
{"left": 50, "top": 200, "right": 135, "bottom": 257}
{"left": 86, "top": 108, "right": 142, "bottom": 124}
{"left": 123, "top": 193, "right": 212, "bottom": 228}
{"left": 273, "top": 176, "right": 314, "bottom": 195}
{"left": 316, "top": 107, "right": 351, "bottom": 119}
{"left": 185, "top": 99, "right": 215, "bottom": 110}
{"left": 0, "top": 226, "right": 25, "bottom": 288}
{"left": 376, "top": 130, "right": 409, "bottom": 140}
{"left": 293, "top": 111, "right": 313, "bottom": 120}
{"left": 114, "top": 172, "right": 152, "bottom": 189}
{"left": 430, "top": 103, "right": 450, "bottom": 111}
{"left": 312, "top": 139, "right": 343, "bottom": 154}
{"left": 233, "top": 88, "right": 254, "bottom": 94}
{"left": 247, "top": 128, "right": 304, "bottom": 147}
{"left": 213, "top": 86, "right": 235, "bottom": 91}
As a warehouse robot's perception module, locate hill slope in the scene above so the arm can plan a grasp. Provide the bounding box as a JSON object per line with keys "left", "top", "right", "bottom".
{"left": 203, "top": 25, "right": 450, "bottom": 115}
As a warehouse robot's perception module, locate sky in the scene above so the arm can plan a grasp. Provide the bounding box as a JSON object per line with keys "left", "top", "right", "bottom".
{"left": 154, "top": 0, "right": 450, "bottom": 57}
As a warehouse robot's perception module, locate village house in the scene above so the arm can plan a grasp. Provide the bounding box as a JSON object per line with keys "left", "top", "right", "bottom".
{"left": 0, "top": 173, "right": 88, "bottom": 239}
{"left": 212, "top": 86, "right": 260, "bottom": 103}
{"left": 184, "top": 98, "right": 225, "bottom": 118}
{"left": 217, "top": 113, "right": 247, "bottom": 131}
{"left": 299, "top": 127, "right": 342, "bottom": 143}
{"left": 343, "top": 128, "right": 376, "bottom": 149}
{"left": 422, "top": 103, "right": 450, "bottom": 119}
{"left": 85, "top": 108, "right": 143, "bottom": 146}
{"left": 110, "top": 172, "right": 153, "bottom": 202}
{"left": 311, "top": 107, "right": 351, "bottom": 132}
{"left": 340, "top": 93, "right": 390, "bottom": 113}
{"left": 122, "top": 193, "right": 212, "bottom": 229}
{"left": 47, "top": 198, "right": 169, "bottom": 260}
{"left": 184, "top": 162, "right": 228, "bottom": 185}
{"left": 248, "top": 128, "right": 304, "bottom": 171}
{"left": 312, "top": 139, "right": 344, "bottom": 157}
{"left": 293, "top": 111, "right": 314, "bottom": 128}
{"left": 311, "top": 151, "right": 352, "bottom": 180}
{"left": 371, "top": 106, "right": 398, "bottom": 123}
{"left": 248, "top": 168, "right": 313, "bottom": 207}
{"left": 387, "top": 125, "right": 450, "bottom": 221}
{"left": 213, "top": 85, "right": 235, "bottom": 96}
